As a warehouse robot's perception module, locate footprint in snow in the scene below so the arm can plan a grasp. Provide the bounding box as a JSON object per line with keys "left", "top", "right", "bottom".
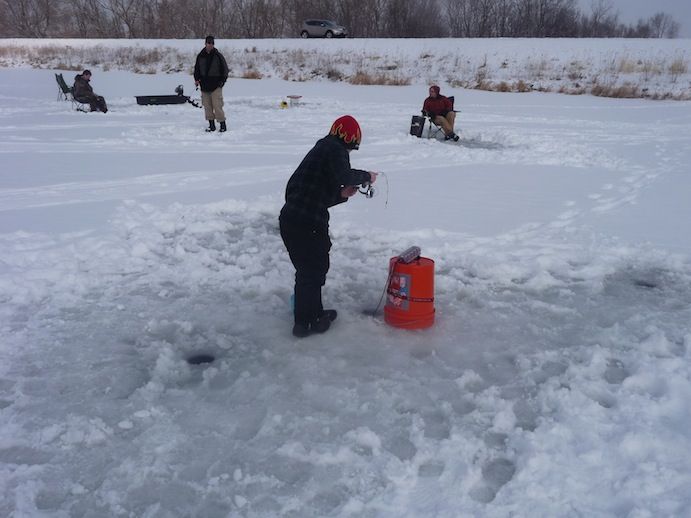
{"left": 604, "top": 358, "right": 629, "bottom": 385}
{"left": 470, "top": 458, "right": 517, "bottom": 503}
{"left": 418, "top": 461, "right": 445, "bottom": 477}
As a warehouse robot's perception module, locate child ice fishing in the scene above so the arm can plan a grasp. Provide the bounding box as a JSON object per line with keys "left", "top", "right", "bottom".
{"left": 279, "top": 115, "right": 378, "bottom": 338}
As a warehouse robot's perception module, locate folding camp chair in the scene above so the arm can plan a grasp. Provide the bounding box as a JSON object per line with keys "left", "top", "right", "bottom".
{"left": 424, "top": 95, "right": 458, "bottom": 139}
{"left": 55, "top": 73, "right": 89, "bottom": 112}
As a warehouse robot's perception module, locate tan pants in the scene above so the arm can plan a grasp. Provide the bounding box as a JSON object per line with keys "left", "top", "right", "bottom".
{"left": 201, "top": 87, "right": 225, "bottom": 122}
{"left": 433, "top": 112, "right": 456, "bottom": 135}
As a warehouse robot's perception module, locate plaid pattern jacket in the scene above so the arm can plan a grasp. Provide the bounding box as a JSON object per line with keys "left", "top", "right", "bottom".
{"left": 280, "top": 135, "right": 370, "bottom": 231}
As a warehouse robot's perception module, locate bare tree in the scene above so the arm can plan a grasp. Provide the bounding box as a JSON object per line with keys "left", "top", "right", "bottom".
{"left": 0, "top": 0, "right": 682, "bottom": 39}
{"left": 584, "top": 0, "right": 619, "bottom": 37}
{"left": 336, "top": 0, "right": 386, "bottom": 38}
{"left": 649, "top": 12, "right": 680, "bottom": 38}
{"left": 445, "top": 0, "right": 483, "bottom": 37}
{"left": 99, "top": 0, "right": 146, "bottom": 38}
{"left": 136, "top": 0, "right": 193, "bottom": 38}
{"left": 232, "top": 0, "right": 286, "bottom": 38}
{"left": 492, "top": 0, "right": 515, "bottom": 37}
{"left": 1, "top": 0, "right": 55, "bottom": 37}
{"left": 384, "top": 0, "right": 443, "bottom": 37}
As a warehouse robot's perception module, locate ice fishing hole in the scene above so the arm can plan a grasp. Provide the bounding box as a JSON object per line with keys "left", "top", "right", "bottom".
{"left": 633, "top": 279, "right": 657, "bottom": 289}
{"left": 186, "top": 353, "right": 215, "bottom": 365}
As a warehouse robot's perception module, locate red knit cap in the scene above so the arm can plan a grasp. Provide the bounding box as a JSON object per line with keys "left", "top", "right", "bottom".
{"left": 429, "top": 85, "right": 440, "bottom": 95}
{"left": 330, "top": 115, "right": 361, "bottom": 149}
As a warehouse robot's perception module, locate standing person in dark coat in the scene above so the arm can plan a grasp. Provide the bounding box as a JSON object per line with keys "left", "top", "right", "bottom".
{"left": 422, "top": 85, "right": 458, "bottom": 141}
{"left": 72, "top": 70, "right": 108, "bottom": 113}
{"left": 193, "top": 35, "right": 229, "bottom": 132}
{"left": 279, "top": 115, "right": 378, "bottom": 338}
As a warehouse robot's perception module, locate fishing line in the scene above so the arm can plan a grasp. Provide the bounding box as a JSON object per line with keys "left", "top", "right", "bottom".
{"left": 358, "top": 171, "right": 389, "bottom": 208}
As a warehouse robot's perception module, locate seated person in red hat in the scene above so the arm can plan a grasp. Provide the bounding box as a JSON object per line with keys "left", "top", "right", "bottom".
{"left": 422, "top": 85, "right": 458, "bottom": 141}
{"left": 279, "top": 115, "right": 378, "bottom": 338}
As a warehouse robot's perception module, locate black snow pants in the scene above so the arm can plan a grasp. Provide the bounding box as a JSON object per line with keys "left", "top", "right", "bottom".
{"left": 279, "top": 218, "right": 331, "bottom": 326}
{"left": 76, "top": 94, "right": 108, "bottom": 113}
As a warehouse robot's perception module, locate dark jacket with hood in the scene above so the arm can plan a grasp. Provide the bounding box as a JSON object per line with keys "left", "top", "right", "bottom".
{"left": 73, "top": 74, "right": 95, "bottom": 101}
{"left": 194, "top": 47, "right": 229, "bottom": 92}
{"left": 280, "top": 135, "right": 370, "bottom": 231}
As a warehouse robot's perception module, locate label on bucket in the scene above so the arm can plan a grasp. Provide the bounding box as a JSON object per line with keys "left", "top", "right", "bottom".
{"left": 387, "top": 272, "right": 411, "bottom": 310}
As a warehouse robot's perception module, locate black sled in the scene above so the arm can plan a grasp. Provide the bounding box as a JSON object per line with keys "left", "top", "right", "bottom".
{"left": 136, "top": 85, "right": 201, "bottom": 108}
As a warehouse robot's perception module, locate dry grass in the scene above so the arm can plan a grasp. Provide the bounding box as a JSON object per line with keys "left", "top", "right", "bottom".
{"left": 526, "top": 58, "right": 550, "bottom": 79}
{"left": 241, "top": 69, "right": 262, "bottom": 79}
{"left": 326, "top": 68, "right": 343, "bottom": 81}
{"left": 558, "top": 85, "right": 586, "bottom": 95}
{"left": 668, "top": 57, "right": 689, "bottom": 76}
{"left": 55, "top": 62, "right": 82, "bottom": 71}
{"left": 640, "top": 59, "right": 663, "bottom": 79}
{"left": 347, "top": 70, "right": 410, "bottom": 85}
{"left": 0, "top": 43, "right": 689, "bottom": 100}
{"left": 617, "top": 58, "right": 637, "bottom": 74}
{"left": 567, "top": 60, "right": 586, "bottom": 81}
{"left": 591, "top": 82, "right": 641, "bottom": 98}
{"left": 649, "top": 91, "right": 691, "bottom": 100}
{"left": 515, "top": 80, "right": 532, "bottom": 93}
{"left": 615, "top": 57, "right": 667, "bottom": 78}
{"left": 132, "top": 49, "right": 162, "bottom": 65}
{"left": 474, "top": 58, "right": 488, "bottom": 86}
{"left": 469, "top": 79, "right": 533, "bottom": 94}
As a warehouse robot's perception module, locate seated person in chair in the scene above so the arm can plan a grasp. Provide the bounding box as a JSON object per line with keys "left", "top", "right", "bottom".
{"left": 73, "top": 70, "right": 108, "bottom": 113}
{"left": 422, "top": 85, "right": 458, "bottom": 141}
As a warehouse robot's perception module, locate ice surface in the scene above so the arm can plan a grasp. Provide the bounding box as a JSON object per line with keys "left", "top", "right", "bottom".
{"left": 1, "top": 65, "right": 691, "bottom": 516}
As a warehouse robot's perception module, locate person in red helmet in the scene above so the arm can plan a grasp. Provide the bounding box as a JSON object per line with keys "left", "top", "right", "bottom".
{"left": 423, "top": 85, "right": 458, "bottom": 141}
{"left": 279, "top": 115, "right": 378, "bottom": 338}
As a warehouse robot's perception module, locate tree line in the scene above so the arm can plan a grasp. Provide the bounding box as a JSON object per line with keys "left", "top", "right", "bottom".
{"left": 0, "top": 0, "right": 681, "bottom": 39}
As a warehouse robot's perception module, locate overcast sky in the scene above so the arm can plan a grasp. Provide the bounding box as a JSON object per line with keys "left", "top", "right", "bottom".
{"left": 577, "top": 0, "right": 691, "bottom": 37}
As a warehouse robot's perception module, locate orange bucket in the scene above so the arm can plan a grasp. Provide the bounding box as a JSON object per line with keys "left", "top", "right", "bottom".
{"left": 384, "top": 256, "right": 435, "bottom": 329}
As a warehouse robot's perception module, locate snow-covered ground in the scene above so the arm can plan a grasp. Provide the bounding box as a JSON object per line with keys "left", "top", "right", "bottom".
{"left": 2, "top": 38, "right": 691, "bottom": 98}
{"left": 1, "top": 66, "right": 691, "bottom": 517}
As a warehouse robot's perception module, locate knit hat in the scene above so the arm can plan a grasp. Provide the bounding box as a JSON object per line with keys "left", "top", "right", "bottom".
{"left": 205, "top": 35, "right": 215, "bottom": 44}
{"left": 329, "top": 115, "right": 361, "bottom": 150}
{"left": 429, "top": 85, "right": 440, "bottom": 95}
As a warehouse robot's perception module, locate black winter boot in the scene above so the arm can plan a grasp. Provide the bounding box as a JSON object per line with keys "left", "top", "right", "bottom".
{"left": 321, "top": 309, "right": 337, "bottom": 322}
{"left": 206, "top": 120, "right": 216, "bottom": 132}
{"left": 292, "top": 316, "right": 332, "bottom": 338}
{"left": 219, "top": 121, "right": 227, "bottom": 133}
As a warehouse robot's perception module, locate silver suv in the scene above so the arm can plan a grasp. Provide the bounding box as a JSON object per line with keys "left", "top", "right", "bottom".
{"left": 300, "top": 20, "right": 348, "bottom": 38}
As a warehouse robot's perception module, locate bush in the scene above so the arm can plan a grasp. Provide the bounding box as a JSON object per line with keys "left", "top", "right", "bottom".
{"left": 348, "top": 70, "right": 410, "bottom": 85}
{"left": 669, "top": 57, "right": 688, "bottom": 76}
{"left": 591, "top": 82, "right": 641, "bottom": 98}
{"left": 241, "top": 69, "right": 262, "bottom": 79}
{"left": 326, "top": 68, "right": 343, "bottom": 81}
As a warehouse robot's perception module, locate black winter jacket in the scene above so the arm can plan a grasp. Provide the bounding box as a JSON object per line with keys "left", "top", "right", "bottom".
{"left": 193, "top": 48, "right": 229, "bottom": 92}
{"left": 73, "top": 74, "right": 95, "bottom": 101}
{"left": 280, "top": 135, "right": 371, "bottom": 231}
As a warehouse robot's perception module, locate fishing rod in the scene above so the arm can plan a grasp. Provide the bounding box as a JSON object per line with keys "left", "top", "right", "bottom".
{"left": 357, "top": 171, "right": 389, "bottom": 207}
